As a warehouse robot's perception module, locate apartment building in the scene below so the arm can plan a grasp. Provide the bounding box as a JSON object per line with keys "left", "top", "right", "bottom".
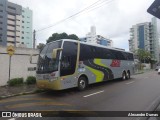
{"left": 0, "top": 0, "right": 33, "bottom": 48}
{"left": 21, "top": 7, "right": 33, "bottom": 48}
{"left": 128, "top": 17, "right": 160, "bottom": 62}
{"left": 80, "top": 26, "right": 113, "bottom": 47}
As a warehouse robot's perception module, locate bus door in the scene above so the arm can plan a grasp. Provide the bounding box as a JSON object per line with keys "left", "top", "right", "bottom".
{"left": 60, "top": 41, "right": 78, "bottom": 77}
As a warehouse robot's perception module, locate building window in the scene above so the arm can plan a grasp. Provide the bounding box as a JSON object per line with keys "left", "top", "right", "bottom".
{"left": 27, "top": 27, "right": 29, "bottom": 28}
{"left": 0, "top": 28, "right": 2, "bottom": 30}
{"left": 22, "top": 21, "right": 24, "bottom": 23}
{"left": 22, "top": 37, "right": 24, "bottom": 39}
{"left": 0, "top": 21, "right": 2, "bottom": 24}
{"left": 0, "top": 16, "right": 3, "bottom": 18}
{"left": 0, "top": 4, "right": 3, "bottom": 6}
{"left": 22, "top": 10, "right": 24, "bottom": 12}
{"left": 22, "top": 26, "right": 24, "bottom": 28}
{"left": 22, "top": 31, "right": 24, "bottom": 34}
{"left": 27, "top": 21, "right": 30, "bottom": 23}
{"left": 0, "top": 10, "right": 3, "bottom": 12}
{"left": 27, "top": 16, "right": 30, "bottom": 18}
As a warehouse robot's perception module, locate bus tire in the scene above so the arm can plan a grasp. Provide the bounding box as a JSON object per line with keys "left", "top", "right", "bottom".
{"left": 122, "top": 71, "right": 126, "bottom": 80}
{"left": 126, "top": 71, "right": 130, "bottom": 79}
{"left": 78, "top": 77, "right": 87, "bottom": 91}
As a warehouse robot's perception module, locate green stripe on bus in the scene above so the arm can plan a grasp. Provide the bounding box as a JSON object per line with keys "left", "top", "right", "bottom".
{"left": 94, "top": 59, "right": 106, "bottom": 67}
{"left": 86, "top": 66, "right": 104, "bottom": 82}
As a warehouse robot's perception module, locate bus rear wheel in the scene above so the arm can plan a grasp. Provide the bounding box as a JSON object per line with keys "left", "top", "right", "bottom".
{"left": 78, "top": 77, "right": 87, "bottom": 91}
{"left": 126, "top": 71, "right": 130, "bottom": 79}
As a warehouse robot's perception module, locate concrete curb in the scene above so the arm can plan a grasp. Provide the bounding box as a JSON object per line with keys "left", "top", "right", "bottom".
{"left": 0, "top": 91, "right": 35, "bottom": 99}
{"left": 0, "top": 89, "right": 45, "bottom": 100}
{"left": 134, "top": 69, "right": 153, "bottom": 75}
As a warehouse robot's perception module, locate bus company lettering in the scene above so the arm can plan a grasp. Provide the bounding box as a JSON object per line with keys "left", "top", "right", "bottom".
{"left": 110, "top": 60, "right": 121, "bottom": 67}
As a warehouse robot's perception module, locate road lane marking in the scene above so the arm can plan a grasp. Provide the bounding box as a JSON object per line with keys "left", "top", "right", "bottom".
{"left": 8, "top": 118, "right": 15, "bottom": 120}
{"left": 83, "top": 90, "right": 104, "bottom": 98}
{"left": 125, "top": 81, "right": 135, "bottom": 85}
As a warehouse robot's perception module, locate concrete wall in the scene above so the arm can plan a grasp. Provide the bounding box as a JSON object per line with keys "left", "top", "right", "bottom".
{"left": 143, "top": 63, "right": 151, "bottom": 70}
{"left": 0, "top": 46, "right": 39, "bottom": 86}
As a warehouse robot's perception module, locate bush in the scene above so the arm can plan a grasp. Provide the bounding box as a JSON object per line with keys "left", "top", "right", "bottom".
{"left": 8, "top": 78, "right": 24, "bottom": 86}
{"left": 26, "top": 76, "right": 36, "bottom": 85}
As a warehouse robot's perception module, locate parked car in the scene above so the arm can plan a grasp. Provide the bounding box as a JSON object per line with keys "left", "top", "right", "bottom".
{"left": 155, "top": 66, "right": 160, "bottom": 71}
{"left": 158, "top": 69, "right": 160, "bottom": 75}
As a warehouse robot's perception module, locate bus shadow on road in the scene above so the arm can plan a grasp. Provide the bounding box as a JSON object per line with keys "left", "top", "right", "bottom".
{"left": 40, "top": 78, "right": 135, "bottom": 98}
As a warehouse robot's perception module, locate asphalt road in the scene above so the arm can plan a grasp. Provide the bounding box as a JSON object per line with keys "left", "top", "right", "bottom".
{"left": 1, "top": 70, "right": 160, "bottom": 120}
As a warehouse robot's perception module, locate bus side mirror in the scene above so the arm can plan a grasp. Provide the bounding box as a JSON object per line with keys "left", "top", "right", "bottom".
{"left": 52, "top": 48, "right": 63, "bottom": 59}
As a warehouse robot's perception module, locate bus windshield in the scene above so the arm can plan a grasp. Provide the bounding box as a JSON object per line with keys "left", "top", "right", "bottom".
{"left": 37, "top": 41, "right": 62, "bottom": 74}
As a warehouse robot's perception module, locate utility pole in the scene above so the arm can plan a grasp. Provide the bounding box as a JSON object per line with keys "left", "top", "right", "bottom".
{"left": 33, "top": 30, "right": 36, "bottom": 49}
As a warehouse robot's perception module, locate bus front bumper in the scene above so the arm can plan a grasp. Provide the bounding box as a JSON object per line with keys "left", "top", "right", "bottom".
{"left": 36, "top": 79, "right": 62, "bottom": 90}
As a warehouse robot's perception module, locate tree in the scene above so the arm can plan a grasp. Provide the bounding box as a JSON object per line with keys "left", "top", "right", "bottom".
{"left": 37, "top": 43, "right": 45, "bottom": 51}
{"left": 68, "top": 34, "right": 79, "bottom": 40}
{"left": 47, "top": 32, "right": 79, "bottom": 43}
{"left": 134, "top": 49, "right": 151, "bottom": 70}
{"left": 134, "top": 49, "right": 151, "bottom": 63}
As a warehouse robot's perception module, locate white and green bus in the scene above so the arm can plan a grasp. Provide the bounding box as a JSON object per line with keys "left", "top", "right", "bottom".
{"left": 36, "top": 39, "right": 135, "bottom": 90}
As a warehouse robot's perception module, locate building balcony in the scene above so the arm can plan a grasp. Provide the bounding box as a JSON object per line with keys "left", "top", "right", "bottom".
{"left": 16, "top": 26, "right": 20, "bottom": 31}
{"left": 16, "top": 32, "right": 21, "bottom": 37}
{"left": 7, "top": 26, "right": 15, "bottom": 31}
{"left": 16, "top": 37, "right": 20, "bottom": 42}
{"left": 7, "top": 31, "right": 15, "bottom": 36}
{"left": 16, "top": 15, "right": 22, "bottom": 21}
{"left": 7, "top": 37, "right": 14, "bottom": 42}
{"left": 16, "top": 21, "right": 21, "bottom": 26}
{"left": 7, "top": 14, "right": 15, "bottom": 20}
{"left": 7, "top": 42, "right": 15, "bottom": 46}
{"left": 7, "top": 20, "right": 15, "bottom": 25}
{"left": 130, "top": 28, "right": 134, "bottom": 32}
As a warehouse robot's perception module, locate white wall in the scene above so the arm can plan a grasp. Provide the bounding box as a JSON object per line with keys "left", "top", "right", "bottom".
{"left": 0, "top": 46, "right": 39, "bottom": 86}
{"left": 143, "top": 63, "right": 151, "bottom": 70}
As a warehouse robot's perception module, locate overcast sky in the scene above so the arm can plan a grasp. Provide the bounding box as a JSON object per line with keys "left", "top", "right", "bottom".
{"left": 9, "top": 0, "right": 157, "bottom": 51}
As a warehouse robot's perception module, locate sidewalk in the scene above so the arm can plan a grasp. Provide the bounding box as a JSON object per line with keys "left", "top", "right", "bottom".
{"left": 0, "top": 84, "right": 38, "bottom": 99}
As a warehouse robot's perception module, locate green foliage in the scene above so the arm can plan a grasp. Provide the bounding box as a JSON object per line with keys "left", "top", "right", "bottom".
{"left": 8, "top": 78, "right": 24, "bottom": 86}
{"left": 37, "top": 43, "right": 45, "bottom": 51}
{"left": 134, "top": 49, "right": 151, "bottom": 63}
{"left": 47, "top": 32, "right": 79, "bottom": 43}
{"left": 26, "top": 76, "right": 36, "bottom": 85}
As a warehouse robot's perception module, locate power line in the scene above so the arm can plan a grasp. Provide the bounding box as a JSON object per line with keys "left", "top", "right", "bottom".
{"left": 36, "top": 0, "right": 114, "bottom": 32}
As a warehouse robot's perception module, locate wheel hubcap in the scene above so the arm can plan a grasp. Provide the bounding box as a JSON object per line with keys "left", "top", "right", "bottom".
{"left": 80, "top": 80, "right": 85, "bottom": 88}
{"left": 123, "top": 74, "right": 126, "bottom": 79}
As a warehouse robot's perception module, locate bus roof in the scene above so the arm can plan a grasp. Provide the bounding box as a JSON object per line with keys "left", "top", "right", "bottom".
{"left": 47, "top": 39, "right": 133, "bottom": 54}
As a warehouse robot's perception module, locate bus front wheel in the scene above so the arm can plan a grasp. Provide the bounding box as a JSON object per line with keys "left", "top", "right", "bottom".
{"left": 78, "top": 77, "right": 87, "bottom": 91}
